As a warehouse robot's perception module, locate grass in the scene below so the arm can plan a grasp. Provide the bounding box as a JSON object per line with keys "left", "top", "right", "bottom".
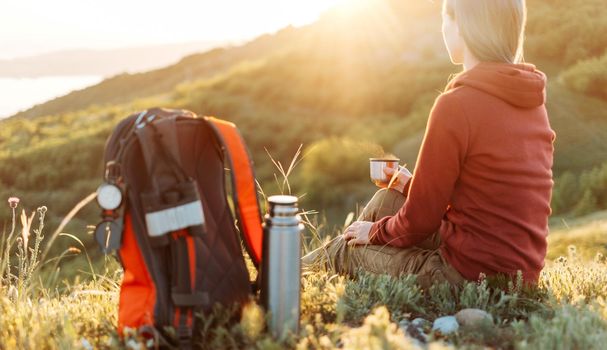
{"left": 2, "top": 198, "right": 607, "bottom": 349}
{"left": 547, "top": 210, "right": 607, "bottom": 261}
{"left": 2, "top": 148, "right": 607, "bottom": 349}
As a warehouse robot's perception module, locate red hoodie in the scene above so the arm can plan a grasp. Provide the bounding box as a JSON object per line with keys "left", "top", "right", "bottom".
{"left": 370, "top": 62, "right": 555, "bottom": 283}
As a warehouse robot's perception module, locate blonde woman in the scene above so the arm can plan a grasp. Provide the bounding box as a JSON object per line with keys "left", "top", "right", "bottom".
{"left": 303, "top": 0, "right": 555, "bottom": 289}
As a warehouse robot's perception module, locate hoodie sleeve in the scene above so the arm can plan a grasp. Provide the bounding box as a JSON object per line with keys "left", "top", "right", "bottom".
{"left": 370, "top": 92, "right": 469, "bottom": 247}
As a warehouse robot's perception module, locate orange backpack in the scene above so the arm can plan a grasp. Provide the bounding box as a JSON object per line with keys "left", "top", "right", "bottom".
{"left": 94, "top": 108, "right": 263, "bottom": 348}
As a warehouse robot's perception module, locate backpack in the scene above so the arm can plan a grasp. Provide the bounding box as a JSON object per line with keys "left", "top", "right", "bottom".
{"left": 94, "top": 108, "right": 264, "bottom": 348}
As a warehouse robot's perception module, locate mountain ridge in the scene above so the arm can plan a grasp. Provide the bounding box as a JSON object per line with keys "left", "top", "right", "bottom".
{"left": 0, "top": 41, "right": 233, "bottom": 79}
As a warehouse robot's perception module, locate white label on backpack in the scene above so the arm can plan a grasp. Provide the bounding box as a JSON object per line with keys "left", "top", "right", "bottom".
{"left": 145, "top": 200, "right": 205, "bottom": 237}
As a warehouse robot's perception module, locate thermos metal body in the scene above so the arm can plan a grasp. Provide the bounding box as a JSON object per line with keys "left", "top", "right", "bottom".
{"left": 261, "top": 195, "right": 303, "bottom": 338}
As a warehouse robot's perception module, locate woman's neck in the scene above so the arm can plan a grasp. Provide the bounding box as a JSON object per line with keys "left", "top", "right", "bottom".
{"left": 463, "top": 49, "right": 481, "bottom": 71}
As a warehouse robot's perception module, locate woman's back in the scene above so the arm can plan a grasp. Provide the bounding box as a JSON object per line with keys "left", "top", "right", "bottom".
{"left": 440, "top": 62, "right": 555, "bottom": 282}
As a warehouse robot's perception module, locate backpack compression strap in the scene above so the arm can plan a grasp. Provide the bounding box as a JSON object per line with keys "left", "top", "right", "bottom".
{"left": 207, "top": 117, "right": 264, "bottom": 267}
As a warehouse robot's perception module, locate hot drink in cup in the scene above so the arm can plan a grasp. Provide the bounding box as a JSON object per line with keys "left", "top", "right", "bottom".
{"left": 369, "top": 158, "right": 400, "bottom": 188}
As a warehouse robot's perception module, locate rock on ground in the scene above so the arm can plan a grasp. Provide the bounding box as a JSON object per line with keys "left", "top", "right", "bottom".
{"left": 455, "top": 309, "right": 494, "bottom": 328}
{"left": 432, "top": 316, "right": 459, "bottom": 334}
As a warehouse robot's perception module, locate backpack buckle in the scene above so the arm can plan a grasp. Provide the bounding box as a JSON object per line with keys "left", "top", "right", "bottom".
{"left": 176, "top": 325, "right": 193, "bottom": 349}
{"left": 104, "top": 161, "right": 122, "bottom": 183}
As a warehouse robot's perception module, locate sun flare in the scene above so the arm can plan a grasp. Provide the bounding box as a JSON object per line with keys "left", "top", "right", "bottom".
{"left": 286, "top": 0, "right": 379, "bottom": 25}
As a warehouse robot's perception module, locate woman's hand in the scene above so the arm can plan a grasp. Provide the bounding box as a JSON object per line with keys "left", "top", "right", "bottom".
{"left": 342, "top": 221, "right": 374, "bottom": 246}
{"left": 383, "top": 166, "right": 412, "bottom": 193}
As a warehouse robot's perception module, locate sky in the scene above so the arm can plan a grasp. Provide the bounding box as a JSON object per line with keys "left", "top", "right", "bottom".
{"left": 0, "top": 0, "right": 346, "bottom": 59}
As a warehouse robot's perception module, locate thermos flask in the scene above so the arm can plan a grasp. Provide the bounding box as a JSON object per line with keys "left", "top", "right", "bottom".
{"left": 261, "top": 195, "right": 303, "bottom": 338}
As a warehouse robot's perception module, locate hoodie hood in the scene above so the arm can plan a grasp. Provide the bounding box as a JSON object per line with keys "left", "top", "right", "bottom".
{"left": 447, "top": 62, "right": 547, "bottom": 108}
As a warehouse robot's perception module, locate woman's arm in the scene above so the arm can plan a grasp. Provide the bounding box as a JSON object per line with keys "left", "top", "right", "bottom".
{"left": 369, "top": 92, "right": 469, "bottom": 247}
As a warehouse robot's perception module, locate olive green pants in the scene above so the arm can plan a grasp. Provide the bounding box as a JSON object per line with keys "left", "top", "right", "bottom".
{"left": 302, "top": 188, "right": 464, "bottom": 289}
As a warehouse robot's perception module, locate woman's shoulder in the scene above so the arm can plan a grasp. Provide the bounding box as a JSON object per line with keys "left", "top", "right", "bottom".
{"left": 439, "top": 83, "right": 489, "bottom": 105}
{"left": 431, "top": 88, "right": 470, "bottom": 120}
{"left": 426, "top": 89, "right": 472, "bottom": 134}
{"left": 434, "top": 82, "right": 518, "bottom": 120}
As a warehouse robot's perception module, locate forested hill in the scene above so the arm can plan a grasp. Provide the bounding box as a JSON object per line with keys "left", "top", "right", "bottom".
{"left": 11, "top": 28, "right": 302, "bottom": 120}
{"left": 1, "top": 0, "right": 606, "bottom": 245}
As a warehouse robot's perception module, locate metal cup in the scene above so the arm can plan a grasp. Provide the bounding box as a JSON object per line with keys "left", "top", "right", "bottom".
{"left": 369, "top": 158, "right": 400, "bottom": 188}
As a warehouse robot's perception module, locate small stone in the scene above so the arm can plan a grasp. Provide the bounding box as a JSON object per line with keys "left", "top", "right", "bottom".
{"left": 80, "top": 338, "right": 93, "bottom": 350}
{"left": 398, "top": 319, "right": 410, "bottom": 335}
{"left": 455, "top": 309, "right": 494, "bottom": 328}
{"left": 398, "top": 319, "right": 410, "bottom": 330}
{"left": 406, "top": 324, "right": 429, "bottom": 343}
{"left": 432, "top": 316, "right": 459, "bottom": 334}
{"left": 399, "top": 318, "right": 430, "bottom": 344}
{"left": 411, "top": 318, "right": 431, "bottom": 329}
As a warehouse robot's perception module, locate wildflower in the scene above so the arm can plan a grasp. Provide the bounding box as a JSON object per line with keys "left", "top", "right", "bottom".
{"left": 37, "top": 206, "right": 47, "bottom": 216}
{"left": 477, "top": 273, "right": 487, "bottom": 283}
{"left": 8, "top": 197, "right": 19, "bottom": 208}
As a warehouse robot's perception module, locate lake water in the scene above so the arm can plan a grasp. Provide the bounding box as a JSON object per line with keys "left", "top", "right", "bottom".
{"left": 0, "top": 75, "right": 103, "bottom": 119}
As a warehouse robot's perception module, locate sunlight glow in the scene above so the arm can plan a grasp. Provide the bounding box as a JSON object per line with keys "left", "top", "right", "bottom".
{"left": 0, "top": 0, "right": 358, "bottom": 59}
{"left": 331, "top": 0, "right": 379, "bottom": 16}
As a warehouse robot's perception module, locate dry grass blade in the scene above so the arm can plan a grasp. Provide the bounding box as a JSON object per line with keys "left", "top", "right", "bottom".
{"left": 1, "top": 206, "right": 18, "bottom": 281}
{"left": 39, "top": 192, "right": 97, "bottom": 264}
{"left": 264, "top": 144, "right": 304, "bottom": 194}
{"left": 57, "top": 232, "right": 97, "bottom": 282}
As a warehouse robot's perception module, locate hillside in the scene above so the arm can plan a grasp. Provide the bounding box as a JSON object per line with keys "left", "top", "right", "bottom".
{"left": 0, "top": 0, "right": 606, "bottom": 269}
{"left": 10, "top": 25, "right": 305, "bottom": 120}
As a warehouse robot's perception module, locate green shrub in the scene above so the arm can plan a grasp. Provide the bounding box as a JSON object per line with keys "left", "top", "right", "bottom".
{"left": 512, "top": 304, "right": 607, "bottom": 350}
{"left": 526, "top": 0, "right": 607, "bottom": 66}
{"left": 297, "top": 138, "right": 385, "bottom": 209}
{"left": 560, "top": 52, "right": 607, "bottom": 100}
{"left": 337, "top": 271, "right": 423, "bottom": 322}
{"left": 551, "top": 161, "right": 607, "bottom": 216}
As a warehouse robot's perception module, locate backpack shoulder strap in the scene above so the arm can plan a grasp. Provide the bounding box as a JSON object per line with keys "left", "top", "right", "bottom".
{"left": 206, "top": 117, "right": 264, "bottom": 267}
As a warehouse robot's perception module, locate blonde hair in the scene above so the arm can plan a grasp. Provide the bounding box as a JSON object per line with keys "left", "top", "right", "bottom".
{"left": 444, "top": 0, "right": 527, "bottom": 64}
